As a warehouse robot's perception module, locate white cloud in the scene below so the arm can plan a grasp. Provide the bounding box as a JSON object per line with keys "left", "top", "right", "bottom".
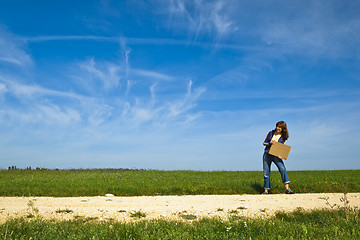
{"left": 86, "top": 103, "right": 112, "bottom": 127}
{"left": 76, "top": 55, "right": 173, "bottom": 96}
{"left": 79, "top": 57, "right": 122, "bottom": 90}
{"left": 211, "top": 0, "right": 235, "bottom": 36}
{"left": 1, "top": 67, "right": 205, "bottom": 135}
{"left": 25, "top": 35, "right": 116, "bottom": 42}
{"left": 113, "top": 79, "right": 205, "bottom": 129}
{"left": 36, "top": 104, "right": 81, "bottom": 125}
{"left": 258, "top": 1, "right": 360, "bottom": 59}
{"left": 166, "top": 79, "right": 206, "bottom": 118}
{"left": 0, "top": 73, "right": 110, "bottom": 129}
{"left": 157, "top": 0, "right": 237, "bottom": 39}
{"left": 132, "top": 69, "right": 173, "bottom": 81}
{"left": 0, "top": 75, "right": 85, "bottom": 101}
{"left": 0, "top": 26, "right": 32, "bottom": 67}
{"left": 3, "top": 103, "right": 81, "bottom": 127}
{"left": 0, "top": 83, "right": 7, "bottom": 94}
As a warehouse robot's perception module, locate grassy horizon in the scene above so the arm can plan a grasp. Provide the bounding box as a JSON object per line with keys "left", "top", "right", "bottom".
{"left": 1, "top": 169, "right": 359, "bottom": 197}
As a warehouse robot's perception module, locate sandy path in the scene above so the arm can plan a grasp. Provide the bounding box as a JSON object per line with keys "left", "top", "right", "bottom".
{"left": 1, "top": 193, "right": 359, "bottom": 223}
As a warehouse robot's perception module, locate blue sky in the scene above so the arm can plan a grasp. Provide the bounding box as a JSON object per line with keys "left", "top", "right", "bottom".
{"left": 0, "top": 0, "right": 359, "bottom": 170}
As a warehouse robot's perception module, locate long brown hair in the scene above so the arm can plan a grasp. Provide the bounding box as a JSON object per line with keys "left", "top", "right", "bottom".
{"left": 276, "top": 121, "right": 289, "bottom": 141}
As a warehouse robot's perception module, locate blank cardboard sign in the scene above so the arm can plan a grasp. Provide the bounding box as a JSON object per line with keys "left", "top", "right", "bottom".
{"left": 269, "top": 141, "right": 291, "bottom": 160}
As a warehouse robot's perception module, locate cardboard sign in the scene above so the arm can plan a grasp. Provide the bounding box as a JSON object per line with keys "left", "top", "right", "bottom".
{"left": 269, "top": 141, "right": 291, "bottom": 160}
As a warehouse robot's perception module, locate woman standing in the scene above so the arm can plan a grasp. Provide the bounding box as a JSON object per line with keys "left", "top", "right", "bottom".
{"left": 262, "top": 121, "right": 294, "bottom": 194}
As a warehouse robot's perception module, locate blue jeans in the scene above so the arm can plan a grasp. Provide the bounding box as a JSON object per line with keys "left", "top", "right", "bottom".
{"left": 263, "top": 152, "right": 290, "bottom": 189}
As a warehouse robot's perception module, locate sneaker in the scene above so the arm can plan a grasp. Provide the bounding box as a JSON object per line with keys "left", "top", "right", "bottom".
{"left": 285, "top": 188, "right": 294, "bottom": 194}
{"left": 262, "top": 191, "right": 269, "bottom": 194}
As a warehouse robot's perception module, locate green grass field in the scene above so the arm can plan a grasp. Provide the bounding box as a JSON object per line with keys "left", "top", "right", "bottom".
{"left": 1, "top": 209, "right": 359, "bottom": 239}
{"left": 1, "top": 169, "right": 359, "bottom": 196}
{"left": 1, "top": 169, "right": 359, "bottom": 239}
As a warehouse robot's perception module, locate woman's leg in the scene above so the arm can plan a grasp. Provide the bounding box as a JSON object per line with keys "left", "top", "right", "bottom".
{"left": 263, "top": 152, "right": 272, "bottom": 191}
{"left": 272, "top": 157, "right": 290, "bottom": 187}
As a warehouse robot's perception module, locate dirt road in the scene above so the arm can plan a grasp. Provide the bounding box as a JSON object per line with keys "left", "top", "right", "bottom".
{"left": 1, "top": 193, "right": 359, "bottom": 222}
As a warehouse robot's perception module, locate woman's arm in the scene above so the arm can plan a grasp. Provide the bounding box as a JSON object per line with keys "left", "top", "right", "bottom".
{"left": 263, "top": 131, "right": 272, "bottom": 146}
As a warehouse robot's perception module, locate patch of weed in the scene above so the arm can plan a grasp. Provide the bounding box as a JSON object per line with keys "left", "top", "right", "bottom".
{"left": 130, "top": 210, "right": 146, "bottom": 219}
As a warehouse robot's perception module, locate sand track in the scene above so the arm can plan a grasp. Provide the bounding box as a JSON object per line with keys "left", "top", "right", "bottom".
{"left": 1, "top": 193, "right": 359, "bottom": 222}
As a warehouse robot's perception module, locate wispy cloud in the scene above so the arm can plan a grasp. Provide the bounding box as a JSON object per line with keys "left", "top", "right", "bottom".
{"left": 0, "top": 82, "right": 7, "bottom": 94}
{"left": 2, "top": 30, "right": 203, "bottom": 133}
{"left": 167, "top": 79, "right": 205, "bottom": 118}
{"left": 25, "top": 35, "right": 117, "bottom": 42}
{"left": 258, "top": 1, "right": 360, "bottom": 59}
{"left": 132, "top": 69, "right": 174, "bottom": 81}
{"left": 0, "top": 26, "right": 32, "bottom": 67}
{"left": 110, "top": 78, "right": 205, "bottom": 129}
{"left": 22, "top": 1, "right": 360, "bottom": 60}
{"left": 0, "top": 75, "right": 84, "bottom": 101}
{"left": 157, "top": 0, "right": 237, "bottom": 40}
{"left": 75, "top": 53, "right": 173, "bottom": 96}
{"left": 79, "top": 57, "right": 122, "bottom": 91}
{"left": 24, "top": 34, "right": 262, "bottom": 55}
{"left": 1, "top": 62, "right": 204, "bottom": 134}
{"left": 0, "top": 76, "right": 89, "bottom": 128}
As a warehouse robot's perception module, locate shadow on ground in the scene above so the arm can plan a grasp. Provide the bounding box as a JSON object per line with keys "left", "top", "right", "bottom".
{"left": 251, "top": 182, "right": 263, "bottom": 194}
